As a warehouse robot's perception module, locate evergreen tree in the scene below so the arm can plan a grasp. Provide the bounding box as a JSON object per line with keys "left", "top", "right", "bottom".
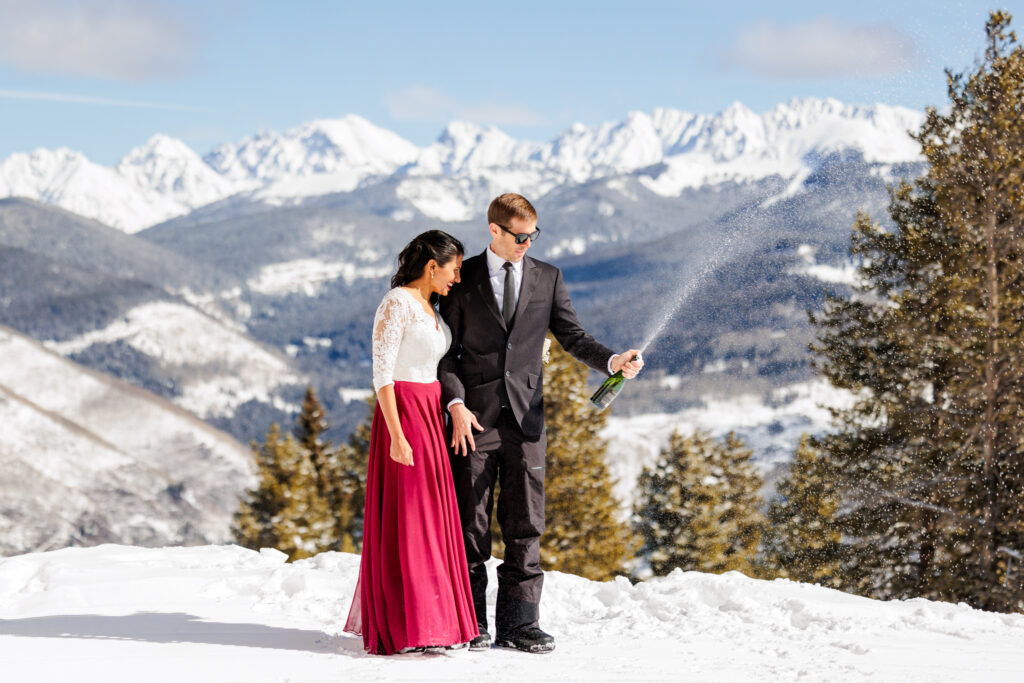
{"left": 761, "top": 435, "right": 842, "bottom": 586}
{"left": 295, "top": 385, "right": 332, "bottom": 496}
{"left": 292, "top": 385, "right": 367, "bottom": 553}
{"left": 717, "top": 432, "right": 763, "bottom": 574}
{"left": 233, "top": 423, "right": 335, "bottom": 560}
{"left": 634, "top": 430, "right": 764, "bottom": 576}
{"left": 329, "top": 397, "right": 372, "bottom": 553}
{"left": 538, "top": 337, "right": 636, "bottom": 580}
{"left": 812, "top": 12, "right": 1024, "bottom": 610}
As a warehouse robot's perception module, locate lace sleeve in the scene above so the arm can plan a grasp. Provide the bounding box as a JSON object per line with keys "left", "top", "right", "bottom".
{"left": 372, "top": 290, "right": 410, "bottom": 393}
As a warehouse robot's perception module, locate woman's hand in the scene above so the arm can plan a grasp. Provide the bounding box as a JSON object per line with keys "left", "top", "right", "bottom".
{"left": 390, "top": 433, "right": 414, "bottom": 466}
{"left": 449, "top": 402, "right": 483, "bottom": 456}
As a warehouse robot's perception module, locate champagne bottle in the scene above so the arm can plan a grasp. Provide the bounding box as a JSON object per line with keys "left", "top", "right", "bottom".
{"left": 590, "top": 354, "right": 640, "bottom": 410}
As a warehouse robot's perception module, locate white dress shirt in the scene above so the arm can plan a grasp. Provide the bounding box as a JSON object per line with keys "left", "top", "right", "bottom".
{"left": 486, "top": 246, "right": 523, "bottom": 313}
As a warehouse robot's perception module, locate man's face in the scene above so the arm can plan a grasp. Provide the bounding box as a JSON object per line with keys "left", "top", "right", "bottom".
{"left": 488, "top": 215, "right": 537, "bottom": 262}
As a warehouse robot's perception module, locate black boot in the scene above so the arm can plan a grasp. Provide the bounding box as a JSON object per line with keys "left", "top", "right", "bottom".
{"left": 495, "top": 626, "right": 555, "bottom": 654}
{"left": 469, "top": 627, "right": 492, "bottom": 651}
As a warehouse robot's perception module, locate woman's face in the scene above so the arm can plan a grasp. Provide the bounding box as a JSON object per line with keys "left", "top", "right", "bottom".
{"left": 431, "top": 254, "right": 463, "bottom": 296}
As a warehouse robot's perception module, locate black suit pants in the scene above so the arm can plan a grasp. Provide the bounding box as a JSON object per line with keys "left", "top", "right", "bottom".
{"left": 449, "top": 408, "right": 546, "bottom": 636}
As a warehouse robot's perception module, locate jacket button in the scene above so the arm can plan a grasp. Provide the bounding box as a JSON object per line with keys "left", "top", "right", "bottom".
{"left": 507, "top": 342, "right": 512, "bottom": 349}
{"left": 505, "top": 370, "right": 510, "bottom": 377}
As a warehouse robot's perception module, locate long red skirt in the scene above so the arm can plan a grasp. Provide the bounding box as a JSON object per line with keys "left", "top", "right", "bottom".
{"left": 344, "top": 380, "right": 478, "bottom": 654}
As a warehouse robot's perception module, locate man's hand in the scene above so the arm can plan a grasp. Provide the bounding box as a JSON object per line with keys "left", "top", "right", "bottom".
{"left": 450, "top": 403, "right": 483, "bottom": 456}
{"left": 611, "top": 349, "right": 645, "bottom": 379}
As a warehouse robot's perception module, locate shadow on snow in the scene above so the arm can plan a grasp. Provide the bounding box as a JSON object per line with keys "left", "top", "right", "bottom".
{"left": 0, "top": 612, "right": 365, "bottom": 655}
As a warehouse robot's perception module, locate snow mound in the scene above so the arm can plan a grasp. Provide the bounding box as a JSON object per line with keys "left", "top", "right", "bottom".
{"left": 1, "top": 544, "right": 1021, "bottom": 682}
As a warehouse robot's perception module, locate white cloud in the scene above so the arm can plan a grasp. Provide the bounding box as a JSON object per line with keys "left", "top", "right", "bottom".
{"left": 725, "top": 17, "right": 916, "bottom": 79}
{"left": 458, "top": 102, "right": 546, "bottom": 127}
{"left": 385, "top": 85, "right": 546, "bottom": 127}
{"left": 0, "top": 0, "right": 199, "bottom": 82}
{"left": 384, "top": 85, "right": 459, "bottom": 121}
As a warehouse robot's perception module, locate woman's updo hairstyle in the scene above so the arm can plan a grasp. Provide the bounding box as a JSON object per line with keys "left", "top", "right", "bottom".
{"left": 391, "top": 230, "right": 464, "bottom": 299}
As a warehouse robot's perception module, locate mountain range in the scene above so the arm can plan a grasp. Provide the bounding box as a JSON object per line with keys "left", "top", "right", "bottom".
{"left": 0, "top": 98, "right": 922, "bottom": 232}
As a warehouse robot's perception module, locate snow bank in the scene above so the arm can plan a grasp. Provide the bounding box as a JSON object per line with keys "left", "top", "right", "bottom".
{"left": 1, "top": 544, "right": 1021, "bottom": 682}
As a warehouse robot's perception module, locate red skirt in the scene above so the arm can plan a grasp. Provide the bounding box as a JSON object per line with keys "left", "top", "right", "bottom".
{"left": 345, "top": 380, "right": 478, "bottom": 654}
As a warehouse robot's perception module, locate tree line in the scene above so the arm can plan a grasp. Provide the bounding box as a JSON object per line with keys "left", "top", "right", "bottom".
{"left": 235, "top": 12, "right": 1024, "bottom": 613}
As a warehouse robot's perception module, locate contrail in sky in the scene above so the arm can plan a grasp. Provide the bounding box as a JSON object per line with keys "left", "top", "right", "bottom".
{"left": 0, "top": 88, "right": 207, "bottom": 112}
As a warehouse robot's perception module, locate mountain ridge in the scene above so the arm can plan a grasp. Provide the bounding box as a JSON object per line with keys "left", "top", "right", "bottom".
{"left": 0, "top": 98, "right": 924, "bottom": 232}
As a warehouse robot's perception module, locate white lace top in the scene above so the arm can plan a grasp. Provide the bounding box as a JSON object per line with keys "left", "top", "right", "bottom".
{"left": 371, "top": 287, "right": 452, "bottom": 393}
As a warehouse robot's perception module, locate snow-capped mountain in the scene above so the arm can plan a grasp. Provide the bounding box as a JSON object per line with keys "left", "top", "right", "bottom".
{"left": 0, "top": 98, "right": 924, "bottom": 232}
{"left": 205, "top": 115, "right": 421, "bottom": 204}
{"left": 117, "top": 134, "right": 238, "bottom": 210}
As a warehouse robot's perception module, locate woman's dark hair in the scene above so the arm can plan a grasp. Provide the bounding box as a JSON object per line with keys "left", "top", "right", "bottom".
{"left": 391, "top": 230, "right": 464, "bottom": 299}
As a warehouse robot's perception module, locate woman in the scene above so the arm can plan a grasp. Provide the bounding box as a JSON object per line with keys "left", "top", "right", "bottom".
{"left": 345, "top": 230, "right": 479, "bottom": 655}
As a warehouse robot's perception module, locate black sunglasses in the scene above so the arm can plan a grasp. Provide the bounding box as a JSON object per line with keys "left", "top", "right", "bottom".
{"left": 495, "top": 222, "right": 541, "bottom": 244}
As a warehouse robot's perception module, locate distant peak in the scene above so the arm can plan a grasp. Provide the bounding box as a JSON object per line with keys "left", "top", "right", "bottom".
{"left": 306, "top": 113, "right": 378, "bottom": 132}
{"left": 120, "top": 134, "right": 200, "bottom": 165}
{"left": 441, "top": 120, "right": 487, "bottom": 136}
{"left": 721, "top": 101, "right": 756, "bottom": 117}
{"left": 437, "top": 120, "right": 511, "bottom": 145}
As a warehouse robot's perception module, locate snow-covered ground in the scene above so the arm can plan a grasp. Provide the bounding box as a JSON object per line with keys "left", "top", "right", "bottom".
{"left": 1, "top": 544, "right": 1021, "bottom": 682}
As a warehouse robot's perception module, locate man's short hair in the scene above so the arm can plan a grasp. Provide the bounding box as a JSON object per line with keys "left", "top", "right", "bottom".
{"left": 488, "top": 193, "right": 537, "bottom": 226}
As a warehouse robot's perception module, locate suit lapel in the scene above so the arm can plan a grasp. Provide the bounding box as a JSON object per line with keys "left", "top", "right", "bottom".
{"left": 512, "top": 256, "right": 538, "bottom": 327}
{"left": 472, "top": 250, "right": 507, "bottom": 332}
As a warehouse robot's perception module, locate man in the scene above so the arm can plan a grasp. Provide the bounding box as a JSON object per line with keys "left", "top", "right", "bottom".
{"left": 439, "top": 193, "right": 643, "bottom": 654}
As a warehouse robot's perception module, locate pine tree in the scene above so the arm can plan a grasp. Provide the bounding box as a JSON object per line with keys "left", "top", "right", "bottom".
{"left": 717, "top": 432, "right": 763, "bottom": 574}
{"left": 329, "top": 397, "right": 372, "bottom": 553}
{"left": 295, "top": 385, "right": 332, "bottom": 497}
{"left": 634, "top": 430, "right": 764, "bottom": 576}
{"left": 761, "top": 435, "right": 842, "bottom": 586}
{"left": 233, "top": 423, "right": 335, "bottom": 560}
{"left": 538, "top": 337, "right": 636, "bottom": 580}
{"left": 293, "top": 385, "right": 371, "bottom": 554}
{"left": 811, "top": 12, "right": 1024, "bottom": 610}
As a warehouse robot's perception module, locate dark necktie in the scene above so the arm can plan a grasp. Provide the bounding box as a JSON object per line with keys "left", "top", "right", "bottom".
{"left": 502, "top": 261, "right": 515, "bottom": 326}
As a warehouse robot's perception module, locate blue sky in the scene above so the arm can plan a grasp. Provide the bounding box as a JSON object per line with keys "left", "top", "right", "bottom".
{"left": 0, "top": 0, "right": 1020, "bottom": 164}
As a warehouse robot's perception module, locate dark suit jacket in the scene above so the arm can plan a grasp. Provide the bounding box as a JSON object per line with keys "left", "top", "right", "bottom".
{"left": 438, "top": 250, "right": 614, "bottom": 440}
